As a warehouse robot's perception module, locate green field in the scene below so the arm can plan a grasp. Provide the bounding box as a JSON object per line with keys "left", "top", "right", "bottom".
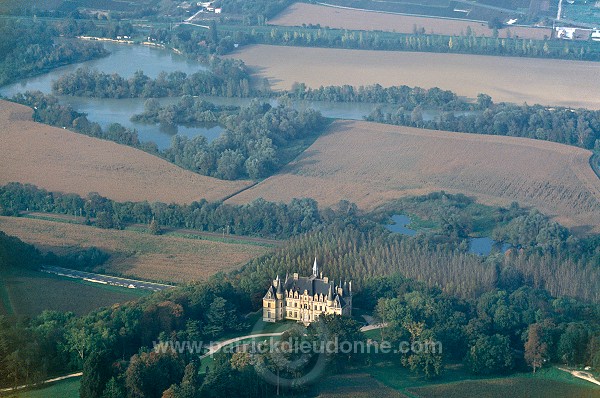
{"left": 2, "top": 377, "right": 80, "bottom": 398}
{"left": 359, "top": 359, "right": 600, "bottom": 398}
{"left": 0, "top": 267, "right": 146, "bottom": 317}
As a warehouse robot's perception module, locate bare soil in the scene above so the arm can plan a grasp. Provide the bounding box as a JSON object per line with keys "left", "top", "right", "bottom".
{"left": 271, "top": 3, "right": 552, "bottom": 40}
{"left": 0, "top": 100, "right": 251, "bottom": 204}
{"left": 228, "top": 120, "right": 600, "bottom": 234}
{"left": 228, "top": 45, "right": 600, "bottom": 109}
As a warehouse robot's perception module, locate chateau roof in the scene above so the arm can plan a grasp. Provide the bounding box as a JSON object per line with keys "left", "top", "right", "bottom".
{"left": 284, "top": 276, "right": 331, "bottom": 296}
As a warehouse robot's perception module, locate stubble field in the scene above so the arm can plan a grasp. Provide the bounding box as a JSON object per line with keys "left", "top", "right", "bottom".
{"left": 0, "top": 100, "right": 251, "bottom": 204}
{"left": 0, "top": 216, "right": 270, "bottom": 283}
{"left": 228, "top": 45, "right": 600, "bottom": 109}
{"left": 228, "top": 120, "right": 600, "bottom": 234}
{"left": 270, "top": 3, "right": 552, "bottom": 40}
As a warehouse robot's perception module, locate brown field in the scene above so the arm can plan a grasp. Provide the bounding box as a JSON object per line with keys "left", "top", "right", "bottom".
{"left": 0, "top": 100, "right": 251, "bottom": 203}
{"left": 0, "top": 216, "right": 270, "bottom": 283}
{"left": 228, "top": 45, "right": 600, "bottom": 109}
{"left": 228, "top": 120, "right": 600, "bottom": 234}
{"left": 271, "top": 3, "right": 552, "bottom": 40}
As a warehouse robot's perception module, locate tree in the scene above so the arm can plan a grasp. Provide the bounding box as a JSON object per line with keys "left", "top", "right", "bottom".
{"left": 80, "top": 350, "right": 113, "bottom": 398}
{"left": 524, "top": 323, "right": 548, "bottom": 373}
{"left": 466, "top": 334, "right": 514, "bottom": 374}
{"left": 149, "top": 218, "right": 161, "bottom": 235}
{"left": 125, "top": 351, "right": 185, "bottom": 398}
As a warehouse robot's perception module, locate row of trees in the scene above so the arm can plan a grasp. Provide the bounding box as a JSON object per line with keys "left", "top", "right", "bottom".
{"left": 286, "top": 82, "right": 469, "bottom": 110}
{"left": 0, "top": 183, "right": 328, "bottom": 239}
{"left": 51, "top": 61, "right": 256, "bottom": 99}
{"left": 0, "top": 19, "right": 107, "bottom": 86}
{"left": 368, "top": 97, "right": 600, "bottom": 149}
{"left": 225, "top": 25, "right": 600, "bottom": 61}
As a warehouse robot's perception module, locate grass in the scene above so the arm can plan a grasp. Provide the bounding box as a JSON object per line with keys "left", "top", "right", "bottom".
{"left": 0, "top": 267, "right": 144, "bottom": 317}
{"left": 2, "top": 377, "right": 80, "bottom": 398}
{"left": 356, "top": 358, "right": 600, "bottom": 398}
{"left": 409, "top": 367, "right": 600, "bottom": 398}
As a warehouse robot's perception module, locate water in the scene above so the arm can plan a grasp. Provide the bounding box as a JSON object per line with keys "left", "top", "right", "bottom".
{"left": 385, "top": 214, "right": 511, "bottom": 255}
{"left": 469, "top": 237, "right": 511, "bottom": 256}
{"left": 0, "top": 41, "right": 383, "bottom": 148}
{"left": 385, "top": 214, "right": 417, "bottom": 236}
{"left": 60, "top": 96, "right": 224, "bottom": 150}
{"left": 0, "top": 42, "right": 207, "bottom": 98}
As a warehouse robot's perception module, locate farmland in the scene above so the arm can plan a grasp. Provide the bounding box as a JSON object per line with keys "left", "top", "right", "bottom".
{"left": 0, "top": 100, "right": 251, "bottom": 204}
{"left": 270, "top": 3, "right": 552, "bottom": 40}
{"left": 228, "top": 120, "right": 600, "bottom": 234}
{"left": 0, "top": 266, "right": 144, "bottom": 317}
{"left": 227, "top": 45, "right": 600, "bottom": 109}
{"left": 0, "top": 216, "right": 271, "bottom": 283}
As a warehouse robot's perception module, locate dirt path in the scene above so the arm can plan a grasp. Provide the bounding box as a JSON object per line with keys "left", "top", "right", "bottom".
{"left": 558, "top": 367, "right": 600, "bottom": 386}
{"left": 0, "top": 372, "right": 82, "bottom": 394}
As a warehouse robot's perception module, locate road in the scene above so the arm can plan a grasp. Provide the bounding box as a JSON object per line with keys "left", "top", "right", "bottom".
{"left": 558, "top": 367, "right": 600, "bottom": 386}
{"left": 557, "top": 0, "right": 563, "bottom": 20}
{"left": 42, "top": 266, "right": 174, "bottom": 292}
{"left": 0, "top": 372, "right": 82, "bottom": 394}
{"left": 200, "top": 320, "right": 388, "bottom": 358}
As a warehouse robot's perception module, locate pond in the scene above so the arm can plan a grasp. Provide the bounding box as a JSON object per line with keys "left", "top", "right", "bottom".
{"left": 385, "top": 214, "right": 417, "bottom": 236}
{"left": 385, "top": 214, "right": 510, "bottom": 256}
{"left": 469, "top": 237, "right": 511, "bottom": 257}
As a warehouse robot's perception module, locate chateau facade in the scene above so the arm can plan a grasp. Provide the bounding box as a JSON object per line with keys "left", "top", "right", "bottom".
{"left": 262, "top": 259, "right": 352, "bottom": 324}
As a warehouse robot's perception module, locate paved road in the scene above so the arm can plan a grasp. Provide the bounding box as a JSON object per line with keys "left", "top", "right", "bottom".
{"left": 42, "top": 266, "right": 174, "bottom": 292}
{"left": 200, "top": 321, "right": 388, "bottom": 358}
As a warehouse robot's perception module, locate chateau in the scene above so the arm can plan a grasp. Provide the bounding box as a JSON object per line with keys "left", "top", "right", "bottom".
{"left": 262, "top": 259, "right": 352, "bottom": 324}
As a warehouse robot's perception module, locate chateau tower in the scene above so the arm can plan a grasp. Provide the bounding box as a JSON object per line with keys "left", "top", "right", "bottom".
{"left": 262, "top": 258, "right": 352, "bottom": 324}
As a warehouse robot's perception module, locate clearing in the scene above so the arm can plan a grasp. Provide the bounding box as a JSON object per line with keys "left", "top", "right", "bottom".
{"left": 0, "top": 100, "right": 251, "bottom": 204}
{"left": 270, "top": 3, "right": 552, "bottom": 40}
{"left": 228, "top": 45, "right": 600, "bottom": 109}
{"left": 227, "top": 120, "right": 600, "bottom": 234}
{"left": 0, "top": 216, "right": 270, "bottom": 283}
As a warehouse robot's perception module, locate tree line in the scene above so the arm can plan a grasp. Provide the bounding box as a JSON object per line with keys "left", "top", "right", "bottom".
{"left": 223, "top": 24, "right": 600, "bottom": 62}
{"left": 51, "top": 61, "right": 257, "bottom": 99}
{"left": 368, "top": 94, "right": 600, "bottom": 149}
{"left": 11, "top": 92, "right": 327, "bottom": 180}
{"left": 285, "top": 82, "right": 469, "bottom": 110}
{"left": 0, "top": 182, "right": 329, "bottom": 239}
{"left": 0, "top": 19, "right": 107, "bottom": 86}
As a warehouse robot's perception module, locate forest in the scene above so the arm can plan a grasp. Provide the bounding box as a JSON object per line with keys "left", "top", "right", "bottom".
{"left": 0, "top": 19, "right": 107, "bottom": 86}
{"left": 367, "top": 97, "right": 600, "bottom": 149}
{"left": 0, "top": 212, "right": 598, "bottom": 395}
{"left": 11, "top": 91, "right": 327, "bottom": 180}
{"left": 51, "top": 61, "right": 258, "bottom": 99}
